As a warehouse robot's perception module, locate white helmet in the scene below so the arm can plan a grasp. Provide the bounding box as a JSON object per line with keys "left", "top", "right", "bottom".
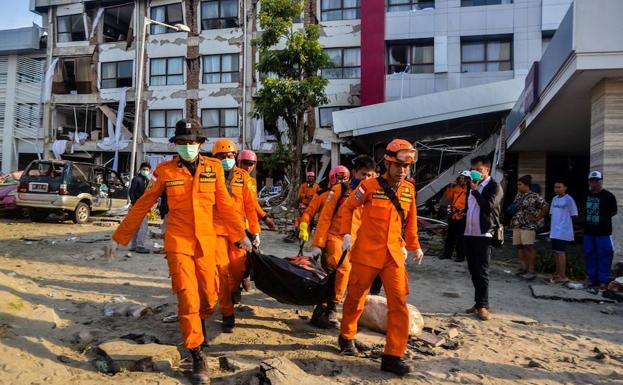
{"left": 460, "top": 170, "right": 471, "bottom": 178}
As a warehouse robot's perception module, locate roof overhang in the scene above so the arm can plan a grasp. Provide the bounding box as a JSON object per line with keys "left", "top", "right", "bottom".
{"left": 333, "top": 78, "right": 524, "bottom": 138}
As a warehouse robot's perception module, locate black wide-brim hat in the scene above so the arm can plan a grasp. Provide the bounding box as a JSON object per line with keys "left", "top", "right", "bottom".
{"left": 169, "top": 118, "right": 206, "bottom": 143}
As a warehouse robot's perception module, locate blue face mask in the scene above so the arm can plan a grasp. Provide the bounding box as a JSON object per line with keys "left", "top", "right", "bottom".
{"left": 222, "top": 158, "right": 236, "bottom": 171}
{"left": 350, "top": 177, "right": 360, "bottom": 190}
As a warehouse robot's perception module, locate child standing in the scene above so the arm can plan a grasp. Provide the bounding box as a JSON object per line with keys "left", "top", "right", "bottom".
{"left": 549, "top": 179, "right": 578, "bottom": 283}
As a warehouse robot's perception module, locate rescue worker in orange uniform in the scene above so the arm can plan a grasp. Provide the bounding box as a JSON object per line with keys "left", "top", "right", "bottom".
{"left": 337, "top": 139, "right": 424, "bottom": 376}
{"left": 212, "top": 139, "right": 262, "bottom": 332}
{"left": 309, "top": 156, "right": 376, "bottom": 328}
{"left": 298, "top": 171, "right": 320, "bottom": 206}
{"left": 441, "top": 170, "right": 470, "bottom": 262}
{"left": 237, "top": 149, "right": 276, "bottom": 230}
{"left": 297, "top": 186, "right": 330, "bottom": 242}
{"left": 108, "top": 119, "right": 251, "bottom": 385}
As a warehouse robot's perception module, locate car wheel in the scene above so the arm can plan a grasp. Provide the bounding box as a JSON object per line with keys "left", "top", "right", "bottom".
{"left": 73, "top": 202, "right": 90, "bottom": 224}
{"left": 29, "top": 209, "right": 49, "bottom": 222}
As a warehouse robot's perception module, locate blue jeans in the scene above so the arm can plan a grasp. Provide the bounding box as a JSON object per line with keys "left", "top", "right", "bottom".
{"left": 584, "top": 235, "right": 614, "bottom": 285}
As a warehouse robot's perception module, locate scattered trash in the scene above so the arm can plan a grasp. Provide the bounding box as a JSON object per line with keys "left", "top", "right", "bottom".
{"left": 23, "top": 241, "right": 33, "bottom": 245}
{"left": 96, "top": 339, "right": 181, "bottom": 373}
{"left": 504, "top": 270, "right": 512, "bottom": 274}
{"left": 6, "top": 272, "right": 16, "bottom": 277}
{"left": 77, "top": 330, "right": 95, "bottom": 344}
{"left": 566, "top": 282, "right": 585, "bottom": 290}
{"left": 66, "top": 236, "right": 78, "bottom": 241}
{"left": 415, "top": 332, "right": 446, "bottom": 347}
{"left": 103, "top": 297, "right": 151, "bottom": 318}
{"left": 162, "top": 314, "right": 178, "bottom": 323}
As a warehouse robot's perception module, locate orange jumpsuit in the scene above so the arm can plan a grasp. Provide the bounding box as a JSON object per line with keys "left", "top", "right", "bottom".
{"left": 312, "top": 183, "right": 352, "bottom": 302}
{"left": 339, "top": 176, "right": 420, "bottom": 358}
{"left": 224, "top": 167, "right": 261, "bottom": 299}
{"left": 113, "top": 156, "right": 245, "bottom": 349}
{"left": 299, "top": 189, "right": 329, "bottom": 227}
{"left": 298, "top": 182, "right": 320, "bottom": 206}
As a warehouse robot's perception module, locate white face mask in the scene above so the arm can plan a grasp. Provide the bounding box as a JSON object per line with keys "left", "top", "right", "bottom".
{"left": 175, "top": 144, "right": 200, "bottom": 162}
{"left": 222, "top": 158, "right": 235, "bottom": 171}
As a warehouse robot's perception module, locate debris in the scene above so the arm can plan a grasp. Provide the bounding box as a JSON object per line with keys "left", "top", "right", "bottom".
{"left": 566, "top": 282, "right": 585, "bottom": 290}
{"left": 511, "top": 318, "right": 539, "bottom": 326}
{"left": 237, "top": 305, "right": 254, "bottom": 314}
{"left": 120, "top": 333, "right": 161, "bottom": 344}
{"left": 96, "top": 339, "right": 181, "bottom": 373}
{"left": 103, "top": 297, "right": 151, "bottom": 318}
{"left": 57, "top": 355, "right": 71, "bottom": 363}
{"left": 441, "top": 292, "right": 461, "bottom": 298}
{"left": 6, "top": 272, "right": 16, "bottom": 277}
{"left": 219, "top": 355, "right": 241, "bottom": 372}
{"left": 77, "top": 330, "right": 95, "bottom": 344}
{"left": 66, "top": 236, "right": 78, "bottom": 241}
{"left": 530, "top": 284, "right": 614, "bottom": 303}
{"left": 259, "top": 357, "right": 324, "bottom": 385}
{"left": 441, "top": 340, "right": 461, "bottom": 350}
{"left": 162, "top": 314, "right": 178, "bottom": 323}
{"left": 359, "top": 295, "right": 424, "bottom": 336}
{"left": 415, "top": 332, "right": 446, "bottom": 347}
{"left": 527, "top": 359, "right": 551, "bottom": 370}
{"left": 600, "top": 306, "right": 616, "bottom": 315}
{"left": 443, "top": 327, "right": 460, "bottom": 339}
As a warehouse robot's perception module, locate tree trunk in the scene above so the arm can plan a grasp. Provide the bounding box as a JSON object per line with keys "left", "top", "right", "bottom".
{"left": 286, "top": 113, "right": 306, "bottom": 207}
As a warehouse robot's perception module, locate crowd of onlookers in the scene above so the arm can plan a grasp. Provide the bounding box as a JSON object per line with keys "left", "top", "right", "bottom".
{"left": 442, "top": 164, "right": 617, "bottom": 292}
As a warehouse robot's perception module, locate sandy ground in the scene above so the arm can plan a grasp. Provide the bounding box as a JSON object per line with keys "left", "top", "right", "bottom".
{"left": 0, "top": 217, "right": 622, "bottom": 385}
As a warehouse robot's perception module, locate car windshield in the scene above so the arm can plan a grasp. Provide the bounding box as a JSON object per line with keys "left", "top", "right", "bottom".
{"left": 25, "top": 162, "right": 64, "bottom": 179}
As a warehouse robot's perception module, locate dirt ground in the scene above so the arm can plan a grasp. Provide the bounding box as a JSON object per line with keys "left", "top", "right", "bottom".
{"left": 0, "top": 217, "right": 622, "bottom": 385}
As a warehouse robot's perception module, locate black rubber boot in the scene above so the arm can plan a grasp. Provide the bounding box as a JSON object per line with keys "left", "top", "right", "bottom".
{"left": 221, "top": 314, "right": 235, "bottom": 333}
{"left": 310, "top": 304, "right": 331, "bottom": 329}
{"left": 338, "top": 335, "right": 358, "bottom": 356}
{"left": 231, "top": 290, "right": 242, "bottom": 305}
{"left": 200, "top": 319, "right": 209, "bottom": 349}
{"left": 189, "top": 347, "right": 210, "bottom": 384}
{"left": 326, "top": 301, "right": 339, "bottom": 328}
{"left": 381, "top": 355, "right": 411, "bottom": 376}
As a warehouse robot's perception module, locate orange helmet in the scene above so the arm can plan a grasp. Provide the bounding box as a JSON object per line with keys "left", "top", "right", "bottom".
{"left": 212, "top": 138, "right": 237, "bottom": 155}
{"left": 384, "top": 139, "right": 417, "bottom": 164}
{"left": 329, "top": 165, "right": 350, "bottom": 185}
{"left": 238, "top": 149, "right": 257, "bottom": 163}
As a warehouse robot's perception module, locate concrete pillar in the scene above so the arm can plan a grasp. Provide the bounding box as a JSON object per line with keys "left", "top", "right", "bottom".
{"left": 517, "top": 151, "right": 546, "bottom": 195}
{"left": 330, "top": 142, "right": 340, "bottom": 168}
{"left": 590, "top": 78, "right": 623, "bottom": 259}
{"left": 2, "top": 55, "right": 18, "bottom": 173}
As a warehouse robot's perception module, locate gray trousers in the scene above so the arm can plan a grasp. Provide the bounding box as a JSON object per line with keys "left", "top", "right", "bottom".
{"left": 130, "top": 216, "right": 149, "bottom": 249}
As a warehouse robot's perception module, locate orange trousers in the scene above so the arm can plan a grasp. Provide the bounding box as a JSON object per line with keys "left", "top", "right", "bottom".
{"left": 228, "top": 243, "right": 247, "bottom": 296}
{"left": 324, "top": 234, "right": 351, "bottom": 302}
{"left": 340, "top": 255, "right": 410, "bottom": 357}
{"left": 216, "top": 236, "right": 234, "bottom": 317}
{"left": 166, "top": 245, "right": 218, "bottom": 349}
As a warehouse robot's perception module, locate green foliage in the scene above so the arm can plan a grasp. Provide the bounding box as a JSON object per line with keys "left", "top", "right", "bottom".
{"left": 536, "top": 248, "right": 586, "bottom": 280}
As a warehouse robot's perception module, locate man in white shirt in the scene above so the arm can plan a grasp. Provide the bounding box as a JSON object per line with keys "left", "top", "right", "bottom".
{"left": 549, "top": 179, "right": 578, "bottom": 283}
{"left": 463, "top": 156, "right": 503, "bottom": 321}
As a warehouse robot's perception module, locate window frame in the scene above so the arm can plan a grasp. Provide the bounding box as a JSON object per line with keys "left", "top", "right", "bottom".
{"left": 149, "top": 109, "right": 183, "bottom": 138}
{"left": 460, "top": 0, "right": 512, "bottom": 6}
{"left": 387, "top": 0, "right": 435, "bottom": 12}
{"left": 387, "top": 39, "right": 434, "bottom": 74}
{"left": 57, "top": 14, "right": 86, "bottom": 42}
{"left": 149, "top": 57, "right": 185, "bottom": 86}
{"left": 460, "top": 35, "right": 513, "bottom": 73}
{"left": 150, "top": 3, "right": 184, "bottom": 34}
{"left": 318, "top": 106, "right": 352, "bottom": 128}
{"left": 321, "top": 47, "right": 361, "bottom": 79}
{"left": 201, "top": 0, "right": 239, "bottom": 30}
{"left": 201, "top": 108, "right": 239, "bottom": 138}
{"left": 321, "top": 0, "right": 360, "bottom": 21}
{"left": 202, "top": 54, "right": 240, "bottom": 84}
{"left": 101, "top": 60, "right": 133, "bottom": 89}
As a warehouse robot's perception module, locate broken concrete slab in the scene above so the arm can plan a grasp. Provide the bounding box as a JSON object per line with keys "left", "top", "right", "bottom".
{"left": 530, "top": 284, "right": 615, "bottom": 303}
{"left": 259, "top": 357, "right": 328, "bottom": 385}
{"left": 97, "top": 339, "right": 181, "bottom": 373}
{"left": 415, "top": 332, "right": 446, "bottom": 347}
{"left": 359, "top": 295, "right": 424, "bottom": 336}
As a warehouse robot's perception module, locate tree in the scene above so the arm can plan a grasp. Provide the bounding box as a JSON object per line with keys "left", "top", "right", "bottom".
{"left": 254, "top": 0, "right": 329, "bottom": 206}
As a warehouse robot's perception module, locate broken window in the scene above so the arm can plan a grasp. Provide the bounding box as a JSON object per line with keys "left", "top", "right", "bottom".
{"left": 387, "top": 40, "right": 434, "bottom": 74}
{"left": 322, "top": 47, "right": 360, "bottom": 79}
{"left": 150, "top": 57, "right": 184, "bottom": 85}
{"left": 201, "top": 108, "right": 238, "bottom": 138}
{"left": 57, "top": 14, "right": 86, "bottom": 42}
{"left": 201, "top": 0, "right": 239, "bottom": 30}
{"left": 320, "top": 0, "right": 359, "bottom": 22}
{"left": 202, "top": 54, "right": 239, "bottom": 84}
{"left": 150, "top": 3, "right": 184, "bottom": 34}
{"left": 149, "top": 109, "right": 183, "bottom": 138}
{"left": 103, "top": 3, "right": 134, "bottom": 42}
{"left": 461, "top": 35, "right": 512, "bottom": 72}
{"left": 319, "top": 106, "right": 351, "bottom": 128}
{"left": 53, "top": 57, "right": 93, "bottom": 94}
{"left": 101, "top": 61, "right": 133, "bottom": 89}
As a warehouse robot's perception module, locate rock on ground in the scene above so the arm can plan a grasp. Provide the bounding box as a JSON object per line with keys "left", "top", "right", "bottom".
{"left": 259, "top": 357, "right": 331, "bottom": 385}
{"left": 358, "top": 295, "right": 424, "bottom": 336}
{"left": 97, "top": 339, "right": 181, "bottom": 373}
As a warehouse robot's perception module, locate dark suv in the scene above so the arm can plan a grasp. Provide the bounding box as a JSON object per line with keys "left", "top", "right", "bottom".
{"left": 17, "top": 160, "right": 129, "bottom": 223}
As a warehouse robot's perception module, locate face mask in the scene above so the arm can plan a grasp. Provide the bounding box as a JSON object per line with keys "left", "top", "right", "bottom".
{"left": 140, "top": 170, "right": 150, "bottom": 178}
{"left": 222, "top": 158, "right": 236, "bottom": 171}
{"left": 176, "top": 144, "right": 200, "bottom": 162}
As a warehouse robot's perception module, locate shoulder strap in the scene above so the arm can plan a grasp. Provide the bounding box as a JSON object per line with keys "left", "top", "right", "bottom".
{"left": 377, "top": 177, "right": 406, "bottom": 237}
{"left": 331, "top": 182, "right": 349, "bottom": 219}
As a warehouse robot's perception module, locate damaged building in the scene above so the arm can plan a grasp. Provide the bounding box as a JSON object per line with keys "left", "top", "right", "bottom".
{"left": 28, "top": 0, "right": 356, "bottom": 180}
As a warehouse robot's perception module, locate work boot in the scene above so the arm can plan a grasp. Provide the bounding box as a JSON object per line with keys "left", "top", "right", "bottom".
{"left": 326, "top": 301, "right": 339, "bottom": 328}
{"left": 381, "top": 355, "right": 411, "bottom": 376}
{"left": 231, "top": 290, "right": 242, "bottom": 305}
{"left": 478, "top": 308, "right": 491, "bottom": 321}
{"left": 221, "top": 314, "right": 235, "bottom": 333}
{"left": 338, "top": 335, "right": 358, "bottom": 356}
{"left": 310, "top": 304, "right": 331, "bottom": 329}
{"left": 242, "top": 277, "right": 252, "bottom": 292}
{"left": 200, "top": 319, "right": 209, "bottom": 349}
{"left": 189, "top": 347, "right": 210, "bottom": 385}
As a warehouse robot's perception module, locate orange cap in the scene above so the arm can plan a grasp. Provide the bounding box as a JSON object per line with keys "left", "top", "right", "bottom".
{"left": 212, "top": 138, "right": 237, "bottom": 155}
{"left": 384, "top": 139, "right": 417, "bottom": 164}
